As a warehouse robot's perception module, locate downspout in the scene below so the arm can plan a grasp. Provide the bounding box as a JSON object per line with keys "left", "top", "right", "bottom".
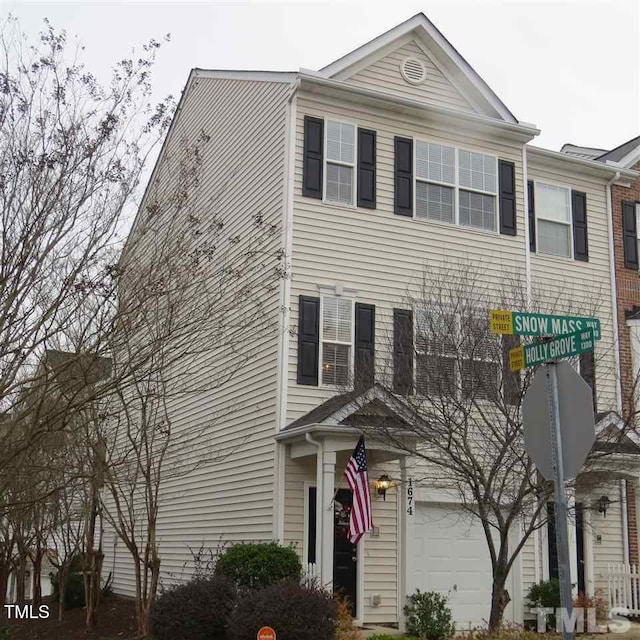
{"left": 622, "top": 480, "right": 630, "bottom": 565}
{"left": 522, "top": 145, "right": 532, "bottom": 308}
{"left": 606, "top": 171, "right": 622, "bottom": 413}
{"left": 273, "top": 78, "right": 299, "bottom": 541}
{"left": 305, "top": 432, "right": 323, "bottom": 576}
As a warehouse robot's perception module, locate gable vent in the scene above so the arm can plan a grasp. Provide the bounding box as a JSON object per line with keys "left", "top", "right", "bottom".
{"left": 400, "top": 57, "right": 426, "bottom": 85}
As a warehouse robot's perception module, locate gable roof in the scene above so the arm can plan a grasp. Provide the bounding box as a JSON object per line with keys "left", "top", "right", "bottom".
{"left": 596, "top": 135, "right": 640, "bottom": 166}
{"left": 318, "top": 13, "right": 518, "bottom": 124}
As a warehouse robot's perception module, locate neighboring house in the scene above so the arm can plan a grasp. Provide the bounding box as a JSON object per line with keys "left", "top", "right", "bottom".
{"left": 564, "top": 136, "right": 640, "bottom": 568}
{"left": 106, "top": 14, "right": 640, "bottom": 629}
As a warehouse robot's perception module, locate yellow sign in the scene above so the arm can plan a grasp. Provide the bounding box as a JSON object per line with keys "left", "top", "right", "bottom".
{"left": 489, "top": 310, "right": 514, "bottom": 335}
{"left": 509, "top": 346, "right": 525, "bottom": 371}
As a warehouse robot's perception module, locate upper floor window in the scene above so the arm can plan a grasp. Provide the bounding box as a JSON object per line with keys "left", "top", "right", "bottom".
{"left": 414, "top": 141, "right": 497, "bottom": 232}
{"left": 326, "top": 121, "right": 356, "bottom": 206}
{"left": 535, "top": 183, "right": 572, "bottom": 258}
{"left": 622, "top": 201, "right": 640, "bottom": 270}
{"left": 303, "top": 116, "right": 377, "bottom": 209}
{"left": 321, "top": 296, "right": 353, "bottom": 386}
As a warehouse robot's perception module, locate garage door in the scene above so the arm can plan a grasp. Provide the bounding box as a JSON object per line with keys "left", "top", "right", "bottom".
{"left": 413, "top": 503, "right": 512, "bottom": 630}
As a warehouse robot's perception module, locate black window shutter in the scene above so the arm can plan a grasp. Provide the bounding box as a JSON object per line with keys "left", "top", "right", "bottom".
{"left": 579, "top": 351, "right": 597, "bottom": 412}
{"left": 571, "top": 190, "right": 589, "bottom": 261}
{"left": 394, "top": 137, "right": 413, "bottom": 217}
{"left": 528, "top": 180, "right": 536, "bottom": 252}
{"left": 303, "top": 116, "right": 323, "bottom": 199}
{"left": 502, "top": 335, "right": 521, "bottom": 404}
{"left": 393, "top": 309, "right": 413, "bottom": 394}
{"left": 354, "top": 303, "right": 375, "bottom": 390}
{"left": 357, "top": 129, "right": 376, "bottom": 209}
{"left": 622, "top": 201, "right": 639, "bottom": 269}
{"left": 498, "top": 160, "right": 517, "bottom": 236}
{"left": 297, "top": 295, "right": 320, "bottom": 385}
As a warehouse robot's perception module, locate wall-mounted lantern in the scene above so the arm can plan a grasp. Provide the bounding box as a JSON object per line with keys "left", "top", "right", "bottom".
{"left": 375, "top": 474, "right": 392, "bottom": 500}
{"left": 598, "top": 495, "right": 612, "bottom": 517}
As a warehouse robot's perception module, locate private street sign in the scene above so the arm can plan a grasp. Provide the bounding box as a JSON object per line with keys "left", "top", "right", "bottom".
{"left": 509, "top": 328, "right": 595, "bottom": 371}
{"left": 489, "top": 310, "right": 601, "bottom": 341}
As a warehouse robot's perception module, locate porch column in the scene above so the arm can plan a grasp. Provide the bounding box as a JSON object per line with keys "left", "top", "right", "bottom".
{"left": 583, "top": 505, "right": 595, "bottom": 596}
{"left": 567, "top": 487, "right": 578, "bottom": 596}
{"left": 399, "top": 457, "right": 415, "bottom": 631}
{"left": 320, "top": 449, "right": 336, "bottom": 589}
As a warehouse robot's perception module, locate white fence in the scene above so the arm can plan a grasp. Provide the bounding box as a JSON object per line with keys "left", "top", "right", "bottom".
{"left": 304, "top": 563, "right": 319, "bottom": 580}
{"left": 608, "top": 562, "right": 640, "bottom": 615}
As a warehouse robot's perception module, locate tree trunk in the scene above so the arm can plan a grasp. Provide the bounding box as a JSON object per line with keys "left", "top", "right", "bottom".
{"left": 15, "top": 554, "right": 27, "bottom": 605}
{"left": 0, "top": 562, "right": 10, "bottom": 608}
{"left": 31, "top": 549, "right": 43, "bottom": 609}
{"left": 488, "top": 565, "right": 511, "bottom": 631}
{"left": 58, "top": 562, "right": 70, "bottom": 621}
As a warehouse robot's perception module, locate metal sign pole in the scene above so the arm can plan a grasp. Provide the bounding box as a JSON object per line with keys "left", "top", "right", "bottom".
{"left": 546, "top": 363, "right": 574, "bottom": 640}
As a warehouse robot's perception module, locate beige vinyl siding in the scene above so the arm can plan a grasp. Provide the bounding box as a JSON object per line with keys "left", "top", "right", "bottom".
{"left": 520, "top": 533, "right": 538, "bottom": 598}
{"left": 287, "top": 90, "right": 527, "bottom": 423}
{"left": 345, "top": 40, "right": 477, "bottom": 115}
{"left": 104, "top": 76, "right": 290, "bottom": 597}
{"left": 528, "top": 155, "right": 617, "bottom": 411}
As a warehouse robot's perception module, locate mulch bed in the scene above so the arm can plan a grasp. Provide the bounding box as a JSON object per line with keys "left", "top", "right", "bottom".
{"left": 2, "top": 595, "right": 138, "bottom": 640}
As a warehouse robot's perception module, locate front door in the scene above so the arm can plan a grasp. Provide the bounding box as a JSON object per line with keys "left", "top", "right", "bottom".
{"left": 547, "top": 502, "right": 586, "bottom": 593}
{"left": 334, "top": 488, "right": 357, "bottom": 615}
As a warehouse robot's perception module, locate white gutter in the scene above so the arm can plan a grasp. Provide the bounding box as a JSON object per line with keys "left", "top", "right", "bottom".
{"left": 298, "top": 72, "right": 540, "bottom": 141}
{"left": 622, "top": 480, "right": 630, "bottom": 565}
{"left": 606, "top": 171, "right": 623, "bottom": 412}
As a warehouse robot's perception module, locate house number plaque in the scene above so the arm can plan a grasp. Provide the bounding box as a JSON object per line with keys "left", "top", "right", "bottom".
{"left": 406, "top": 478, "right": 414, "bottom": 516}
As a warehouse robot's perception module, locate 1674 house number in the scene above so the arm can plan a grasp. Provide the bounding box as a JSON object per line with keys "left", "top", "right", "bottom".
{"left": 407, "top": 478, "right": 414, "bottom": 516}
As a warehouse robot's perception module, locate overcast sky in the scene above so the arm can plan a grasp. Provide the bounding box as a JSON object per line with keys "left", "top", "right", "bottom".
{"left": 2, "top": 0, "right": 639, "bottom": 152}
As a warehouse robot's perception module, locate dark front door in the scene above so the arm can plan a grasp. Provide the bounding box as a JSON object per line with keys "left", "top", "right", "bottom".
{"left": 547, "top": 502, "right": 586, "bottom": 593}
{"left": 334, "top": 488, "right": 357, "bottom": 615}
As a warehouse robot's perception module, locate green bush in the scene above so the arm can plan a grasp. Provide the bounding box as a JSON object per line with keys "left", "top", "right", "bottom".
{"left": 150, "top": 575, "right": 236, "bottom": 640}
{"left": 369, "top": 636, "right": 422, "bottom": 640}
{"left": 403, "top": 590, "right": 455, "bottom": 640}
{"left": 50, "top": 556, "right": 85, "bottom": 609}
{"left": 227, "top": 580, "right": 337, "bottom": 640}
{"left": 214, "top": 542, "right": 301, "bottom": 591}
{"left": 525, "top": 579, "right": 560, "bottom": 630}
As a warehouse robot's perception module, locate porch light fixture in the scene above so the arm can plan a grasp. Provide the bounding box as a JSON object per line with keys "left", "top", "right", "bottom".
{"left": 598, "top": 495, "right": 611, "bottom": 517}
{"left": 375, "top": 474, "right": 392, "bottom": 500}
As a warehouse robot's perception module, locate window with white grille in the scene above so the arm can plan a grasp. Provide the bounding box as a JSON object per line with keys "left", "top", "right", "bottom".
{"left": 321, "top": 296, "right": 353, "bottom": 386}
{"left": 325, "top": 121, "right": 355, "bottom": 206}
{"left": 535, "top": 183, "right": 572, "bottom": 258}
{"left": 415, "top": 307, "right": 498, "bottom": 400}
{"left": 414, "top": 142, "right": 497, "bottom": 231}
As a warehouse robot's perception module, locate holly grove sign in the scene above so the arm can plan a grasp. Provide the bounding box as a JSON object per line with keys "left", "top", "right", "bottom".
{"left": 489, "top": 310, "right": 599, "bottom": 371}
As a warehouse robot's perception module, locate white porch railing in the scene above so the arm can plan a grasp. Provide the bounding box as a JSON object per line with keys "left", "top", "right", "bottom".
{"left": 607, "top": 562, "right": 640, "bottom": 615}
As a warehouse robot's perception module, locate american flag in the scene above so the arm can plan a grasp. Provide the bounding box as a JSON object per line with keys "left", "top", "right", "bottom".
{"left": 344, "top": 436, "right": 373, "bottom": 544}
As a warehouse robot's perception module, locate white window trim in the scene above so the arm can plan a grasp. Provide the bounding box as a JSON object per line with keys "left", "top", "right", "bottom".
{"left": 323, "top": 118, "right": 358, "bottom": 209}
{"left": 412, "top": 139, "right": 499, "bottom": 233}
{"left": 533, "top": 179, "right": 574, "bottom": 260}
{"left": 319, "top": 295, "right": 355, "bottom": 388}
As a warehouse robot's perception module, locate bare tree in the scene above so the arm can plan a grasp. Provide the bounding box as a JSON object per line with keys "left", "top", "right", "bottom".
{"left": 354, "top": 262, "right": 618, "bottom": 630}
{"left": 0, "top": 15, "right": 173, "bottom": 504}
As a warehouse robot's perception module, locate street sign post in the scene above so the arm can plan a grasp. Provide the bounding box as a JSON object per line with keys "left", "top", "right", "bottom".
{"left": 490, "top": 310, "right": 601, "bottom": 340}
{"left": 492, "top": 309, "right": 599, "bottom": 640}
{"left": 509, "top": 328, "right": 595, "bottom": 371}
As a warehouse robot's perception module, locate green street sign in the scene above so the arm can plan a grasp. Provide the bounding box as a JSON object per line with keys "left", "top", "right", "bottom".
{"left": 490, "top": 310, "right": 601, "bottom": 341}
{"left": 509, "top": 328, "right": 595, "bottom": 371}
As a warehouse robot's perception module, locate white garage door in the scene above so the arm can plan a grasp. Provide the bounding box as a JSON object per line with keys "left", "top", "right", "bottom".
{"left": 413, "top": 503, "right": 512, "bottom": 630}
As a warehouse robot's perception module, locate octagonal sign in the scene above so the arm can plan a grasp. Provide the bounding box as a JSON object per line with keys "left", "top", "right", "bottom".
{"left": 522, "top": 361, "right": 595, "bottom": 481}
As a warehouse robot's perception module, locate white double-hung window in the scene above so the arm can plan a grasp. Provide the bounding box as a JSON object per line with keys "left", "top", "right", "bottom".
{"left": 535, "top": 183, "right": 572, "bottom": 258}
{"left": 325, "top": 121, "right": 356, "bottom": 206}
{"left": 415, "top": 142, "right": 497, "bottom": 231}
{"left": 321, "top": 296, "right": 353, "bottom": 386}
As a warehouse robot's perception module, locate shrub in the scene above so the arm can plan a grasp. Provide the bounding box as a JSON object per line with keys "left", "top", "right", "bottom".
{"left": 466, "top": 627, "right": 550, "bottom": 640}
{"left": 50, "top": 556, "right": 85, "bottom": 609}
{"left": 150, "top": 575, "right": 236, "bottom": 640}
{"left": 227, "top": 580, "right": 337, "bottom": 640}
{"left": 403, "top": 590, "right": 455, "bottom": 640}
{"left": 573, "top": 590, "right": 608, "bottom": 623}
{"left": 334, "top": 595, "right": 365, "bottom": 640}
{"left": 214, "top": 542, "right": 301, "bottom": 590}
{"left": 525, "top": 579, "right": 560, "bottom": 630}
{"left": 369, "top": 636, "right": 422, "bottom": 640}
